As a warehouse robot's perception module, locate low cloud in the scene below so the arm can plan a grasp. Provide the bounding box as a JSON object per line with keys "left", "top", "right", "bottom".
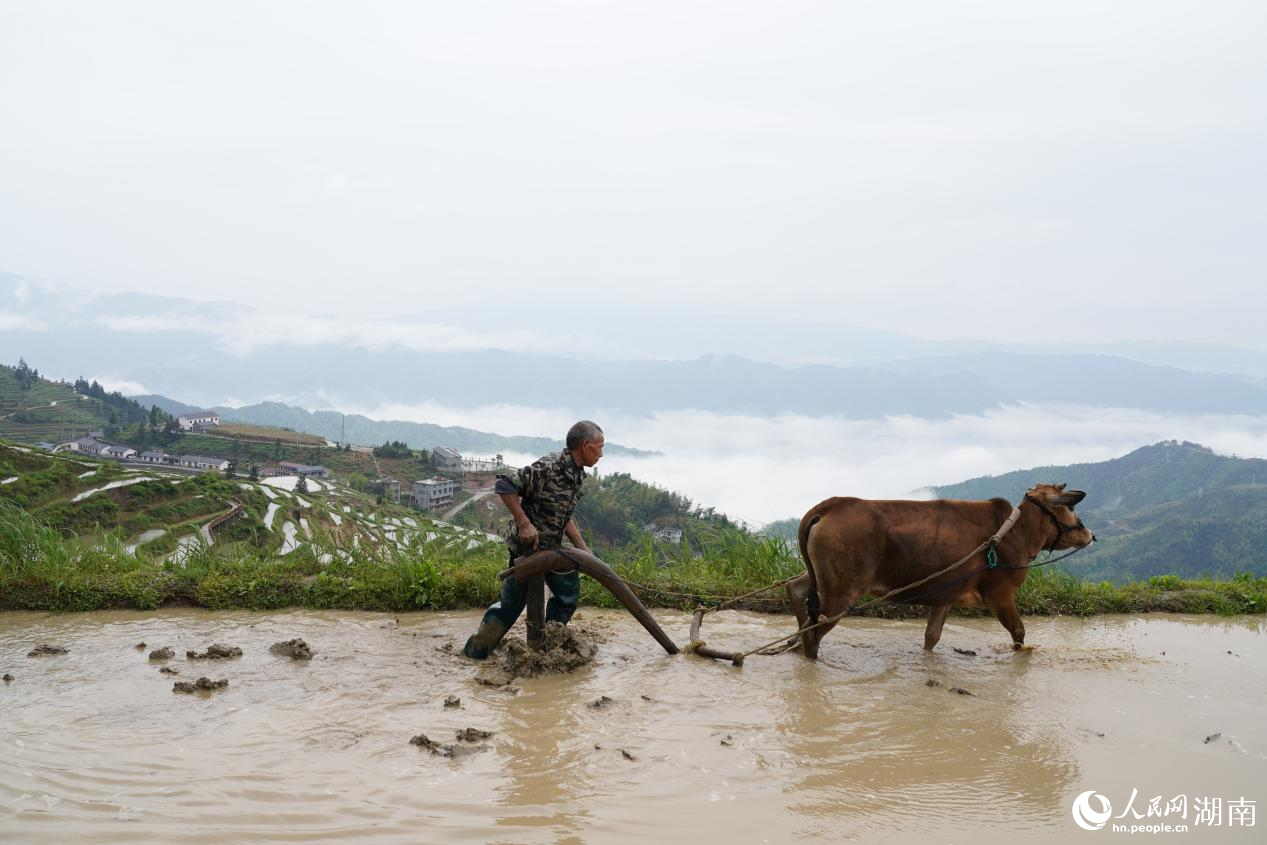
{"left": 92, "top": 308, "right": 601, "bottom": 359}
{"left": 344, "top": 400, "right": 1267, "bottom": 525}
{"left": 0, "top": 311, "right": 47, "bottom": 331}
{"left": 92, "top": 376, "right": 152, "bottom": 396}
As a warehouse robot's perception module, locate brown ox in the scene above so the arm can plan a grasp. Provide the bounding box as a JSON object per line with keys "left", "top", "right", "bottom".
{"left": 787, "top": 483, "right": 1095, "bottom": 658}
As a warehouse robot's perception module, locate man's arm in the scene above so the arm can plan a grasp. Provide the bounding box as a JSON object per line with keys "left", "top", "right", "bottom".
{"left": 499, "top": 492, "right": 538, "bottom": 550}
{"left": 563, "top": 518, "right": 589, "bottom": 553}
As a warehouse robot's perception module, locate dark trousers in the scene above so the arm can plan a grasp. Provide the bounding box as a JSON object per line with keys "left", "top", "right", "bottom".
{"left": 463, "top": 552, "right": 579, "bottom": 658}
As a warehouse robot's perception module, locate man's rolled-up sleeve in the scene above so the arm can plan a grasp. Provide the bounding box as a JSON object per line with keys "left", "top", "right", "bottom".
{"left": 496, "top": 462, "right": 539, "bottom": 498}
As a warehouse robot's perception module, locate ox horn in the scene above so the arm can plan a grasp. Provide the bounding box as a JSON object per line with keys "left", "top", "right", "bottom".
{"left": 1047, "top": 489, "right": 1086, "bottom": 507}
{"left": 499, "top": 548, "right": 679, "bottom": 655}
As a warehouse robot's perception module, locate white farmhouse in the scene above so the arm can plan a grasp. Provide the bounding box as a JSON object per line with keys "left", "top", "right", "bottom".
{"left": 177, "top": 412, "right": 221, "bottom": 431}
{"left": 176, "top": 454, "right": 230, "bottom": 472}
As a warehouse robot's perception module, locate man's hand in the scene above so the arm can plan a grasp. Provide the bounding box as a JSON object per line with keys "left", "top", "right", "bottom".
{"left": 517, "top": 521, "right": 540, "bottom": 550}
{"left": 499, "top": 491, "right": 538, "bottom": 551}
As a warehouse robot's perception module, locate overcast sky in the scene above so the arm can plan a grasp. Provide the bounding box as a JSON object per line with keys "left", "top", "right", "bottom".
{"left": 2, "top": 1, "right": 1265, "bottom": 354}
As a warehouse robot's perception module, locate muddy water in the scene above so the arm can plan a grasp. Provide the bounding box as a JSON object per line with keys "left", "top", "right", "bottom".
{"left": 1, "top": 610, "right": 1263, "bottom": 844}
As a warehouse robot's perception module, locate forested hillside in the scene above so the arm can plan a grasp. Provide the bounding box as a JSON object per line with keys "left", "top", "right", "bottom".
{"left": 934, "top": 441, "right": 1267, "bottom": 581}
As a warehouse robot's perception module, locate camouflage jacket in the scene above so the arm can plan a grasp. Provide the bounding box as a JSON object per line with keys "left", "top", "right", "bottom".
{"left": 494, "top": 450, "right": 587, "bottom": 555}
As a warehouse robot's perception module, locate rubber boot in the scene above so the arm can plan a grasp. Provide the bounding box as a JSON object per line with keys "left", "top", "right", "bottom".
{"left": 462, "top": 619, "right": 508, "bottom": 660}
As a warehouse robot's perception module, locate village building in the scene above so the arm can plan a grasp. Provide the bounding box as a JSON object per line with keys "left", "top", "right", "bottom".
{"left": 176, "top": 454, "right": 230, "bottom": 472}
{"left": 369, "top": 477, "right": 400, "bottom": 503}
{"left": 432, "top": 446, "right": 463, "bottom": 470}
{"left": 642, "top": 523, "right": 684, "bottom": 545}
{"left": 177, "top": 412, "right": 221, "bottom": 431}
{"left": 277, "top": 461, "right": 331, "bottom": 478}
{"left": 412, "top": 477, "right": 459, "bottom": 511}
{"left": 71, "top": 436, "right": 106, "bottom": 456}
{"left": 71, "top": 436, "right": 135, "bottom": 461}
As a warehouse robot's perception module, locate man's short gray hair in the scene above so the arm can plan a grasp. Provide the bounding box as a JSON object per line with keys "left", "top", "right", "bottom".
{"left": 566, "top": 420, "right": 603, "bottom": 450}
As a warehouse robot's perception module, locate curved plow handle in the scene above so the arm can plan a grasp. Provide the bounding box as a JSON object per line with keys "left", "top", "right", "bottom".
{"left": 499, "top": 548, "right": 679, "bottom": 655}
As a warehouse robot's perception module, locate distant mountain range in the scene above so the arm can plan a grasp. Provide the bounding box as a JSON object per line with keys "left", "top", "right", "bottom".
{"left": 130, "top": 396, "right": 654, "bottom": 458}
{"left": 5, "top": 272, "right": 1267, "bottom": 417}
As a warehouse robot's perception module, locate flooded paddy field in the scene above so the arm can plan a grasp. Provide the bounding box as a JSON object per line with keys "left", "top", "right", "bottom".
{"left": 2, "top": 609, "right": 1264, "bottom": 843}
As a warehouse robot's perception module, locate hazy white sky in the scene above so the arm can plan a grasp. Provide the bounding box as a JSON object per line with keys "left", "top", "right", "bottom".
{"left": 2, "top": 1, "right": 1265, "bottom": 351}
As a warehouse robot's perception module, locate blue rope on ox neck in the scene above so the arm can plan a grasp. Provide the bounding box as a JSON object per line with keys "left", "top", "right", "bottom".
{"left": 987, "top": 541, "right": 1086, "bottom": 571}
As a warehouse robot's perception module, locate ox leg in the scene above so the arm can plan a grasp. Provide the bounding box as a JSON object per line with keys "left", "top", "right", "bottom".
{"left": 801, "top": 586, "right": 864, "bottom": 660}
{"left": 786, "top": 574, "right": 819, "bottom": 659}
{"left": 924, "top": 605, "right": 951, "bottom": 651}
{"left": 991, "top": 600, "right": 1027, "bottom": 650}
{"left": 788, "top": 573, "right": 811, "bottom": 631}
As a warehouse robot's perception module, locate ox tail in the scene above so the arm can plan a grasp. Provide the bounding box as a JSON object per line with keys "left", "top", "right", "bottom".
{"left": 798, "top": 512, "right": 824, "bottom": 623}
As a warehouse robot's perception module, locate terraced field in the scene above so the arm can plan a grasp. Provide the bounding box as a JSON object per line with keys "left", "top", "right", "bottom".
{"left": 0, "top": 368, "right": 102, "bottom": 444}
{"left": 0, "top": 442, "right": 499, "bottom": 564}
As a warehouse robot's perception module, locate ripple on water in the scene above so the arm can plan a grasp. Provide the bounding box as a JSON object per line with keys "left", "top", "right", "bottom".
{"left": 0, "top": 610, "right": 1263, "bottom": 844}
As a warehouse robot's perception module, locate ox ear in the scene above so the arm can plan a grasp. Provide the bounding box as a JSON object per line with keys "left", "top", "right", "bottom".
{"left": 1047, "top": 489, "right": 1086, "bottom": 508}
{"left": 1055, "top": 483, "right": 1067, "bottom": 492}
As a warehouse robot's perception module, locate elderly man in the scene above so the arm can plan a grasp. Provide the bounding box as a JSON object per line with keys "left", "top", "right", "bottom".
{"left": 462, "top": 420, "right": 605, "bottom": 659}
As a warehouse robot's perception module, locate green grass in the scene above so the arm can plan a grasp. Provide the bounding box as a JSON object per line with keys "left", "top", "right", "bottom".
{"left": 3, "top": 500, "right": 1264, "bottom": 616}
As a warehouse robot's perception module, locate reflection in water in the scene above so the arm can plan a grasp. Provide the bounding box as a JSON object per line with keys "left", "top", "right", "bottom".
{"left": 0, "top": 609, "right": 1263, "bottom": 844}
{"left": 492, "top": 674, "right": 594, "bottom": 841}
{"left": 773, "top": 626, "right": 1080, "bottom": 841}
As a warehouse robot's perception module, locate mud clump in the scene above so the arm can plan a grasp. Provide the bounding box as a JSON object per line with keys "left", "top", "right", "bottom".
{"left": 443, "top": 695, "right": 461, "bottom": 709}
{"left": 159, "top": 666, "right": 180, "bottom": 675}
{"left": 475, "top": 666, "right": 515, "bottom": 687}
{"left": 134, "top": 642, "right": 147, "bottom": 650}
{"left": 269, "top": 638, "right": 314, "bottom": 660}
{"left": 410, "top": 733, "right": 488, "bottom": 758}
{"left": 588, "top": 696, "right": 614, "bottom": 710}
{"left": 490, "top": 622, "right": 597, "bottom": 681}
{"left": 27, "top": 644, "right": 68, "bottom": 657}
{"left": 173, "top": 677, "right": 228, "bottom": 693}
{"left": 456, "top": 728, "right": 494, "bottom": 742}
{"left": 3, "top": 673, "right": 12, "bottom": 682}
{"left": 186, "top": 644, "right": 243, "bottom": 660}
{"left": 149, "top": 647, "right": 175, "bottom": 661}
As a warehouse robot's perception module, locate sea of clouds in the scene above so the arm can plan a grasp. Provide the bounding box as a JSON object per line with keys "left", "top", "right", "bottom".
{"left": 344, "top": 402, "right": 1267, "bottom": 526}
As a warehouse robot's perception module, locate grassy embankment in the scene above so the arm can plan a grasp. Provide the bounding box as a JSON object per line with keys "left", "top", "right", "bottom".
{"left": 2, "top": 499, "right": 1264, "bottom": 616}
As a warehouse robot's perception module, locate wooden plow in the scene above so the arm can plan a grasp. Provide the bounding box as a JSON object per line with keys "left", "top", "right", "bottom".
{"left": 498, "top": 547, "right": 763, "bottom": 665}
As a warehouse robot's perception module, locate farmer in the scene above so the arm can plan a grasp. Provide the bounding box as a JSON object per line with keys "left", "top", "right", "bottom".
{"left": 462, "top": 420, "right": 605, "bottom": 659}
